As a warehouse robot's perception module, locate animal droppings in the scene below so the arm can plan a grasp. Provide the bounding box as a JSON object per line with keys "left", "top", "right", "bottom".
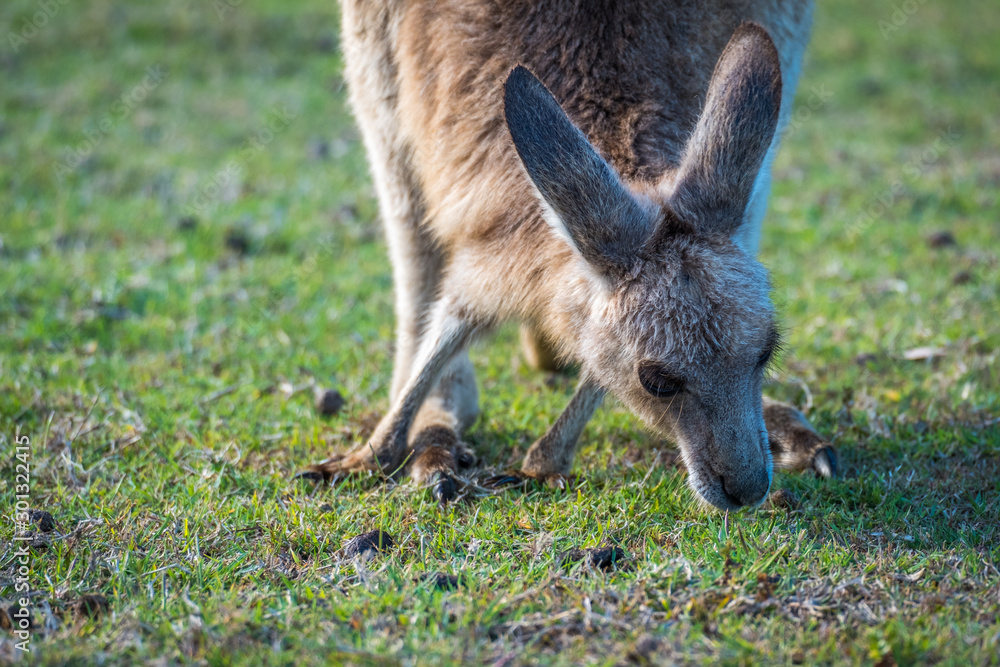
{"left": 28, "top": 509, "right": 56, "bottom": 533}
{"left": 559, "top": 546, "right": 628, "bottom": 571}
{"left": 418, "top": 572, "right": 462, "bottom": 591}
{"left": 314, "top": 388, "right": 346, "bottom": 417}
{"left": 343, "top": 530, "right": 396, "bottom": 559}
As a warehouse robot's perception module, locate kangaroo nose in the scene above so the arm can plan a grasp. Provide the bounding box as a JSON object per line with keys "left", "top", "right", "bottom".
{"left": 721, "top": 469, "right": 770, "bottom": 507}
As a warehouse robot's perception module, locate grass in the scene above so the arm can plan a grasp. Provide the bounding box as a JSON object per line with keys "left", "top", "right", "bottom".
{"left": 1, "top": 0, "right": 999, "bottom": 664}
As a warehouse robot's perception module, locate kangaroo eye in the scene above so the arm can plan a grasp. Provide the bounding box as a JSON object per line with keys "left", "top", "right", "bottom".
{"left": 637, "top": 361, "right": 684, "bottom": 398}
{"left": 757, "top": 327, "right": 782, "bottom": 370}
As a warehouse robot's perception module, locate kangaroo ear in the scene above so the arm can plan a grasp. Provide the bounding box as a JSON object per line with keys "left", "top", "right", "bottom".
{"left": 670, "top": 22, "right": 782, "bottom": 236}
{"left": 504, "top": 66, "right": 653, "bottom": 278}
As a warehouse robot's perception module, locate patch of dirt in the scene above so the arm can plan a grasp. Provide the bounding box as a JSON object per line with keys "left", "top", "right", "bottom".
{"left": 417, "top": 572, "right": 461, "bottom": 591}
{"left": 952, "top": 270, "right": 974, "bottom": 285}
{"left": 177, "top": 215, "right": 198, "bottom": 231}
{"left": 343, "top": 530, "right": 395, "bottom": 560}
{"left": 755, "top": 572, "right": 778, "bottom": 602}
{"left": 926, "top": 230, "right": 957, "bottom": 248}
{"left": 224, "top": 227, "right": 251, "bottom": 255}
{"left": 765, "top": 489, "right": 800, "bottom": 511}
{"left": 625, "top": 634, "right": 661, "bottom": 665}
{"left": 14, "top": 532, "right": 50, "bottom": 550}
{"left": 559, "top": 546, "right": 628, "bottom": 571}
{"left": 307, "top": 138, "right": 330, "bottom": 160}
{"left": 854, "top": 352, "right": 880, "bottom": 365}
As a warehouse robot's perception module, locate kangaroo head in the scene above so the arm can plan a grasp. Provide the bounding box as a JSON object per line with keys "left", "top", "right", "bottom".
{"left": 504, "top": 23, "right": 783, "bottom": 510}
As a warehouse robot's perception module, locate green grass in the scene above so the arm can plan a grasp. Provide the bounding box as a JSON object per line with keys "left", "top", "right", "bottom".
{"left": 1, "top": 0, "right": 999, "bottom": 664}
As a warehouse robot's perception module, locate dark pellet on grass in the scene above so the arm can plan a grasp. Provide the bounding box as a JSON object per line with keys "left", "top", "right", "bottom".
{"left": 926, "top": 230, "right": 957, "bottom": 248}
{"left": 766, "top": 488, "right": 800, "bottom": 511}
{"left": 224, "top": 228, "right": 251, "bottom": 255}
{"left": 343, "top": 530, "right": 395, "bottom": 559}
{"left": 952, "top": 270, "right": 973, "bottom": 285}
{"left": 314, "top": 388, "right": 346, "bottom": 417}
{"left": 418, "top": 572, "right": 461, "bottom": 591}
{"left": 20, "top": 534, "right": 49, "bottom": 550}
{"left": 626, "top": 634, "right": 661, "bottom": 665}
{"left": 28, "top": 509, "right": 55, "bottom": 533}
{"left": 177, "top": 215, "right": 198, "bottom": 231}
{"left": 315, "top": 35, "right": 336, "bottom": 53}
{"left": 855, "top": 352, "right": 878, "bottom": 366}
{"left": 308, "top": 138, "right": 331, "bottom": 160}
{"left": 560, "top": 546, "right": 627, "bottom": 571}
{"left": 755, "top": 572, "right": 777, "bottom": 602}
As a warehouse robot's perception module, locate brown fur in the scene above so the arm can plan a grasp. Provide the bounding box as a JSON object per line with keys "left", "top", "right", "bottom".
{"left": 764, "top": 397, "right": 837, "bottom": 477}
{"left": 309, "top": 0, "right": 834, "bottom": 510}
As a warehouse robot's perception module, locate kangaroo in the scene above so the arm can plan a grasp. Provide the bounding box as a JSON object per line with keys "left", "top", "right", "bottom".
{"left": 306, "top": 0, "right": 836, "bottom": 510}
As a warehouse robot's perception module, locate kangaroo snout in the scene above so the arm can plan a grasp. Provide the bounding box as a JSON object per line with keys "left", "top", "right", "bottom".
{"left": 720, "top": 466, "right": 771, "bottom": 508}
{"left": 708, "top": 431, "right": 772, "bottom": 509}
{"left": 668, "top": 406, "right": 775, "bottom": 510}
{"left": 702, "top": 421, "right": 772, "bottom": 509}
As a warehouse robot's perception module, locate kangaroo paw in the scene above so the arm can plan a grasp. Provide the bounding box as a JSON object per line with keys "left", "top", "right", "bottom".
{"left": 530, "top": 471, "right": 577, "bottom": 489}
{"left": 298, "top": 420, "right": 409, "bottom": 483}
{"left": 481, "top": 472, "right": 527, "bottom": 490}
{"left": 481, "top": 470, "right": 576, "bottom": 491}
{"left": 810, "top": 444, "right": 838, "bottom": 479}
{"left": 297, "top": 447, "right": 385, "bottom": 484}
{"left": 764, "top": 398, "right": 838, "bottom": 478}
{"left": 410, "top": 425, "right": 472, "bottom": 505}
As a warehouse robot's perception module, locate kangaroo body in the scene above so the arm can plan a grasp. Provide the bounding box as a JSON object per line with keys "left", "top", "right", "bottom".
{"left": 313, "top": 0, "right": 836, "bottom": 508}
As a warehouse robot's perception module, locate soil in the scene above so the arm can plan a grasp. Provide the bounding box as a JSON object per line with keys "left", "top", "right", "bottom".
{"left": 343, "top": 530, "right": 395, "bottom": 559}
{"left": 926, "top": 230, "right": 957, "bottom": 248}
{"left": 766, "top": 488, "right": 801, "bottom": 511}
{"left": 224, "top": 228, "right": 251, "bottom": 255}
{"left": 418, "top": 572, "right": 461, "bottom": 591}
{"left": 559, "top": 546, "right": 628, "bottom": 571}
